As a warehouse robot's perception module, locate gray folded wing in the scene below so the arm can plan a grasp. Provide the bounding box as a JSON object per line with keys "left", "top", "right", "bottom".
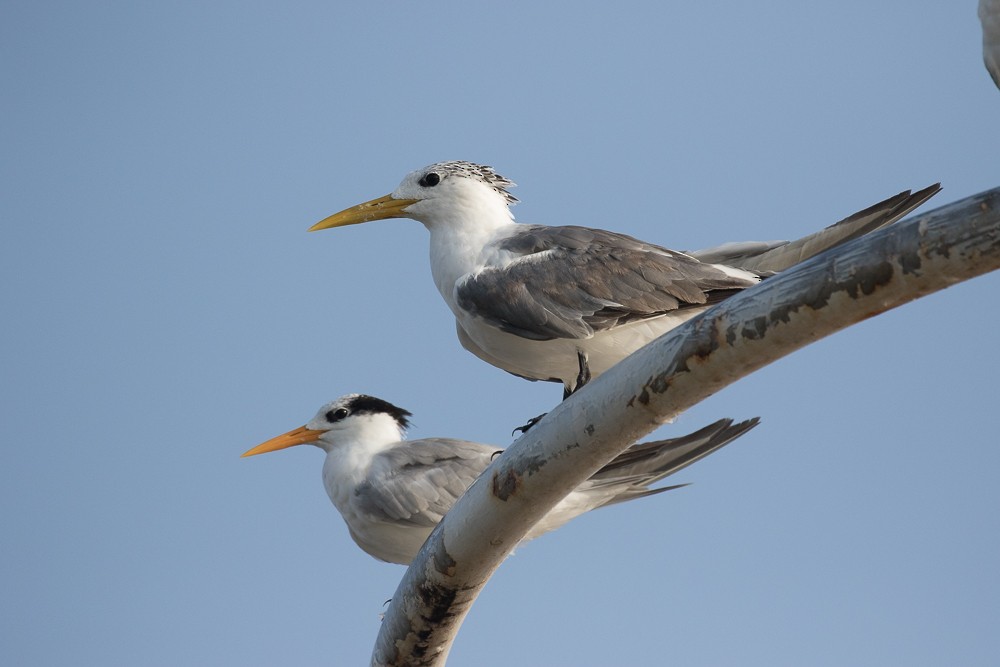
{"left": 354, "top": 439, "right": 497, "bottom": 527}
{"left": 456, "top": 225, "right": 758, "bottom": 341}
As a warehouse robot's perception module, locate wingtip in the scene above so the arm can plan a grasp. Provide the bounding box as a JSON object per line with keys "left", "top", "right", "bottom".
{"left": 722, "top": 416, "right": 762, "bottom": 441}
{"left": 914, "top": 182, "right": 943, "bottom": 201}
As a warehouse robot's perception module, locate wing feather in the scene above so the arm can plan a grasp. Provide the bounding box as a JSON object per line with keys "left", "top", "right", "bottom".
{"left": 456, "top": 225, "right": 758, "bottom": 341}
{"left": 354, "top": 439, "right": 496, "bottom": 527}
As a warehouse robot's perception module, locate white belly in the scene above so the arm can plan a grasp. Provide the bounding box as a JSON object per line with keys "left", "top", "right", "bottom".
{"left": 346, "top": 519, "right": 433, "bottom": 565}
{"left": 455, "top": 308, "right": 707, "bottom": 389}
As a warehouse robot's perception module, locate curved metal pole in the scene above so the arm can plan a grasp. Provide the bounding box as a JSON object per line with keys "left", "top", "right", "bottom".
{"left": 372, "top": 187, "right": 1000, "bottom": 666}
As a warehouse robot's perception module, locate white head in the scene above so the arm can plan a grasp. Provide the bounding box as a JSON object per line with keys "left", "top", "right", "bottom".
{"left": 242, "top": 394, "right": 412, "bottom": 457}
{"left": 309, "top": 160, "right": 518, "bottom": 232}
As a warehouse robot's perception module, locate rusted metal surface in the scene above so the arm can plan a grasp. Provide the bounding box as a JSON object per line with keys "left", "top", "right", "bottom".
{"left": 371, "top": 186, "right": 1000, "bottom": 667}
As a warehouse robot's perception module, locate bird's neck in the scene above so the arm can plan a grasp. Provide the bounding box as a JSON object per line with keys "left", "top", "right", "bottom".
{"left": 321, "top": 417, "right": 405, "bottom": 510}
{"left": 425, "top": 209, "right": 517, "bottom": 308}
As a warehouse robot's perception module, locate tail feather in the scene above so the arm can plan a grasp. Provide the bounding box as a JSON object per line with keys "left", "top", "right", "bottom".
{"left": 690, "top": 184, "right": 941, "bottom": 275}
{"left": 605, "top": 482, "right": 691, "bottom": 503}
{"left": 527, "top": 418, "right": 759, "bottom": 540}
{"left": 589, "top": 417, "right": 760, "bottom": 506}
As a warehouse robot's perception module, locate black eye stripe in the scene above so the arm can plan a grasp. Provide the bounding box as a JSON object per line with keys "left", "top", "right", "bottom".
{"left": 418, "top": 172, "right": 441, "bottom": 187}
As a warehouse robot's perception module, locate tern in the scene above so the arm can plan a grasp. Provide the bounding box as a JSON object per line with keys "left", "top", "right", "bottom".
{"left": 311, "top": 162, "right": 939, "bottom": 397}
{"left": 242, "top": 393, "right": 759, "bottom": 564}
{"left": 982, "top": 0, "right": 1000, "bottom": 89}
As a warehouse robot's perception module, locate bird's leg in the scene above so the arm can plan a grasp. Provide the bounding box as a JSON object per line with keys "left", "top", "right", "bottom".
{"left": 571, "top": 349, "right": 592, "bottom": 395}
{"left": 515, "top": 352, "right": 593, "bottom": 435}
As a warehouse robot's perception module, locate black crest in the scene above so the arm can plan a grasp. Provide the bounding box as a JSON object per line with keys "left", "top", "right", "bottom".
{"left": 344, "top": 394, "right": 412, "bottom": 429}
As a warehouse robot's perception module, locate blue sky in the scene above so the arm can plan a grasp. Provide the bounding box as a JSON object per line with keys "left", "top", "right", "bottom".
{"left": 2, "top": 2, "right": 998, "bottom": 665}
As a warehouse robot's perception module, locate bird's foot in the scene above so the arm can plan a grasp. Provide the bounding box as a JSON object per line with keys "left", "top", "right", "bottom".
{"left": 512, "top": 413, "right": 547, "bottom": 436}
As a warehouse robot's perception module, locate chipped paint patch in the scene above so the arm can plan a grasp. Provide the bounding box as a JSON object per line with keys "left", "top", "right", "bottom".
{"left": 853, "top": 261, "right": 894, "bottom": 297}
{"left": 900, "top": 247, "right": 923, "bottom": 275}
{"left": 432, "top": 548, "right": 457, "bottom": 578}
{"left": 419, "top": 581, "right": 458, "bottom": 626}
{"left": 492, "top": 468, "right": 521, "bottom": 501}
{"left": 387, "top": 581, "right": 463, "bottom": 664}
{"left": 741, "top": 315, "right": 768, "bottom": 340}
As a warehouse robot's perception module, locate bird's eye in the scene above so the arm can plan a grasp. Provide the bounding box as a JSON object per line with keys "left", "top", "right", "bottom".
{"left": 326, "top": 407, "right": 350, "bottom": 422}
{"left": 418, "top": 172, "right": 441, "bottom": 187}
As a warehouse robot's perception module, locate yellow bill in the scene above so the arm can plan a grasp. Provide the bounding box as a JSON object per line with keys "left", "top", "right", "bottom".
{"left": 242, "top": 425, "right": 325, "bottom": 458}
{"left": 309, "top": 193, "right": 418, "bottom": 231}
